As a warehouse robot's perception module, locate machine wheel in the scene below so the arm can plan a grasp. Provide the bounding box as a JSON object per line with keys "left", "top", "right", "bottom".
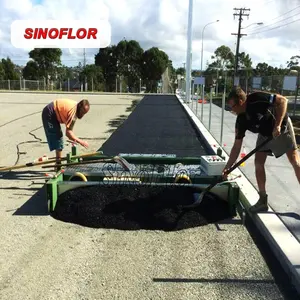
{"left": 175, "top": 174, "right": 191, "bottom": 184}
{"left": 69, "top": 172, "right": 88, "bottom": 182}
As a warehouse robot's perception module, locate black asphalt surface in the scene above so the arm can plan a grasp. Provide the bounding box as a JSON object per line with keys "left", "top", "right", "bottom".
{"left": 99, "top": 95, "right": 211, "bottom": 157}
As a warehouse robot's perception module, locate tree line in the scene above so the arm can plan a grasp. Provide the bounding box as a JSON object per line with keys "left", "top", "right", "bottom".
{"left": 0, "top": 40, "right": 298, "bottom": 93}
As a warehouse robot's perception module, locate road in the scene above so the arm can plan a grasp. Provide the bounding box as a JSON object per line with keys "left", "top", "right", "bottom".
{"left": 0, "top": 93, "right": 288, "bottom": 300}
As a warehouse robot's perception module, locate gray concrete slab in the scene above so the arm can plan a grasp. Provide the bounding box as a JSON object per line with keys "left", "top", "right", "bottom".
{"left": 188, "top": 100, "right": 300, "bottom": 244}
{"left": 0, "top": 93, "right": 287, "bottom": 300}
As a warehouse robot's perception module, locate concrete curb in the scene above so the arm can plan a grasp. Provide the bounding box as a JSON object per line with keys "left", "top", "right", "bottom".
{"left": 176, "top": 93, "right": 300, "bottom": 295}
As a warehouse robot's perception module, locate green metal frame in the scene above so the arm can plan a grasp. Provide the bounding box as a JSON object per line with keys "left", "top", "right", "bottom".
{"left": 46, "top": 171, "right": 64, "bottom": 212}
{"left": 45, "top": 147, "right": 241, "bottom": 217}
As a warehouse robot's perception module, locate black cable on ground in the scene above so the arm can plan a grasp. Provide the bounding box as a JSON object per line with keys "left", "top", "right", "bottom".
{"left": 1, "top": 126, "right": 44, "bottom": 178}
{"left": 0, "top": 111, "right": 41, "bottom": 128}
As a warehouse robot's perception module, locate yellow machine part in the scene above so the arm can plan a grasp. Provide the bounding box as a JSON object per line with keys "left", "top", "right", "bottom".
{"left": 174, "top": 174, "right": 192, "bottom": 184}
{"left": 69, "top": 172, "right": 88, "bottom": 182}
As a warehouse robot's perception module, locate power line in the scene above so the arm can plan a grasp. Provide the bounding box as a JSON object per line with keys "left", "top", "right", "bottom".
{"left": 248, "top": 17, "right": 300, "bottom": 36}
{"left": 261, "top": 0, "right": 276, "bottom": 5}
{"left": 248, "top": 10, "right": 300, "bottom": 33}
{"left": 247, "top": 4, "right": 300, "bottom": 33}
{"left": 267, "top": 4, "right": 300, "bottom": 22}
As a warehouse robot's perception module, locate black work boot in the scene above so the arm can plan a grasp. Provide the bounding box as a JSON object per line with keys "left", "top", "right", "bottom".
{"left": 249, "top": 193, "right": 268, "bottom": 213}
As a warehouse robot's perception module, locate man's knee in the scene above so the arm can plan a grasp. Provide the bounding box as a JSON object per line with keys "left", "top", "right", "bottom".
{"left": 287, "top": 149, "right": 300, "bottom": 168}
{"left": 255, "top": 152, "right": 267, "bottom": 170}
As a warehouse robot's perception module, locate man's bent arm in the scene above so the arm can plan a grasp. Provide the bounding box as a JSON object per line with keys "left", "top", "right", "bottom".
{"left": 274, "top": 94, "right": 288, "bottom": 127}
{"left": 224, "top": 139, "right": 243, "bottom": 170}
{"left": 66, "top": 128, "right": 80, "bottom": 143}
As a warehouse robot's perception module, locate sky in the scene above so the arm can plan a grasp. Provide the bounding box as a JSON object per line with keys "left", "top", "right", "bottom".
{"left": 0, "top": 0, "right": 300, "bottom": 70}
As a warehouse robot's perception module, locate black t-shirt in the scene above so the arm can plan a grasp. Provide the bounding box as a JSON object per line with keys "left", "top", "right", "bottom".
{"left": 235, "top": 92, "right": 288, "bottom": 139}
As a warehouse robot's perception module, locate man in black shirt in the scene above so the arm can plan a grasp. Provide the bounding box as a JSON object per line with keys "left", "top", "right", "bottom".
{"left": 223, "top": 87, "right": 300, "bottom": 213}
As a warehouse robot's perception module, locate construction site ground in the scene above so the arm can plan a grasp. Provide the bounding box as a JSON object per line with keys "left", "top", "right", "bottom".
{"left": 0, "top": 93, "right": 297, "bottom": 300}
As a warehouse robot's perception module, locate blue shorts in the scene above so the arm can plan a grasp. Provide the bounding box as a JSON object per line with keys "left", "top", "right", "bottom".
{"left": 42, "top": 102, "right": 64, "bottom": 151}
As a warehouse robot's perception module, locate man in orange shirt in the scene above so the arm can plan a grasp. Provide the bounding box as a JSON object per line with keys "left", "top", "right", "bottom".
{"left": 42, "top": 98, "right": 90, "bottom": 168}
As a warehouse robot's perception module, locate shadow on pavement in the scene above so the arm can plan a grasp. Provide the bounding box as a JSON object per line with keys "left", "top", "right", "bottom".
{"left": 12, "top": 187, "right": 49, "bottom": 216}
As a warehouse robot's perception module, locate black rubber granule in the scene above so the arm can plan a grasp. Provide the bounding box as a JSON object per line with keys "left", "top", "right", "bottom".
{"left": 51, "top": 185, "right": 232, "bottom": 231}
{"left": 99, "top": 95, "right": 211, "bottom": 157}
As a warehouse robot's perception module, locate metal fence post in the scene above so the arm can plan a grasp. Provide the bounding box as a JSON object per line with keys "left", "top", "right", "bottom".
{"left": 201, "top": 84, "right": 204, "bottom": 121}
{"left": 220, "top": 71, "right": 227, "bottom": 145}
{"left": 220, "top": 92, "right": 225, "bottom": 145}
{"left": 196, "top": 84, "right": 198, "bottom": 116}
{"left": 209, "top": 86, "right": 212, "bottom": 130}
{"left": 294, "top": 71, "right": 300, "bottom": 116}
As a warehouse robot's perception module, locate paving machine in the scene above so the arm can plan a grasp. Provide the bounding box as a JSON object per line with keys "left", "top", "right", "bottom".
{"left": 44, "top": 145, "right": 240, "bottom": 217}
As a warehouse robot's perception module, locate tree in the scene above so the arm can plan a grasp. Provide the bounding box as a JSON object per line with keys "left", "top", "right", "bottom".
{"left": 176, "top": 67, "right": 185, "bottom": 76}
{"left": 79, "top": 64, "right": 104, "bottom": 91}
{"left": 210, "top": 45, "right": 235, "bottom": 71}
{"left": 167, "top": 60, "right": 176, "bottom": 86}
{"left": 141, "top": 47, "right": 169, "bottom": 92}
{"left": 114, "top": 39, "right": 144, "bottom": 92}
{"left": 287, "top": 55, "right": 300, "bottom": 71}
{"left": 56, "top": 65, "right": 77, "bottom": 82}
{"left": 239, "top": 52, "right": 252, "bottom": 71}
{"left": 1, "top": 57, "right": 20, "bottom": 80}
{"left": 22, "top": 60, "right": 39, "bottom": 80}
{"left": 254, "top": 62, "right": 269, "bottom": 76}
{"left": 205, "top": 45, "right": 235, "bottom": 93}
{"left": 0, "top": 63, "right": 5, "bottom": 80}
{"left": 95, "top": 45, "right": 118, "bottom": 92}
{"left": 28, "top": 48, "right": 62, "bottom": 84}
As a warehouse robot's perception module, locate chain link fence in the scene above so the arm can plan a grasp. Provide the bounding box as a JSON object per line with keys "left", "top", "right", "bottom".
{"left": 177, "top": 73, "right": 300, "bottom": 117}
{"left": 0, "top": 79, "right": 87, "bottom": 92}
{"left": 178, "top": 74, "right": 299, "bottom": 95}
{"left": 0, "top": 78, "right": 141, "bottom": 93}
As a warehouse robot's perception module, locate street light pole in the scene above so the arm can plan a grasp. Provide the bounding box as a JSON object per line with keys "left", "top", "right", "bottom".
{"left": 242, "top": 22, "right": 263, "bottom": 29}
{"left": 200, "top": 19, "right": 219, "bottom": 120}
{"left": 185, "top": 0, "right": 193, "bottom": 103}
{"left": 200, "top": 20, "right": 219, "bottom": 73}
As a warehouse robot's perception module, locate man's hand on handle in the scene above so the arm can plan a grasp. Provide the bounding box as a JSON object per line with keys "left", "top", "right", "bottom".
{"left": 222, "top": 168, "right": 229, "bottom": 180}
{"left": 272, "top": 125, "right": 281, "bottom": 138}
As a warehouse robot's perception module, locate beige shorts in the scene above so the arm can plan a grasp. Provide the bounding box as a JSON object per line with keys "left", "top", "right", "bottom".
{"left": 256, "top": 117, "right": 298, "bottom": 158}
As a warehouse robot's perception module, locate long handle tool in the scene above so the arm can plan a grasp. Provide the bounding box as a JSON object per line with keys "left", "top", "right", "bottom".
{"left": 185, "top": 136, "right": 273, "bottom": 208}
{"left": 42, "top": 156, "right": 132, "bottom": 171}
{"left": 0, "top": 151, "right": 102, "bottom": 172}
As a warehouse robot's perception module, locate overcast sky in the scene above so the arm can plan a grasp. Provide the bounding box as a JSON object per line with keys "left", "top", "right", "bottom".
{"left": 0, "top": 0, "right": 300, "bottom": 70}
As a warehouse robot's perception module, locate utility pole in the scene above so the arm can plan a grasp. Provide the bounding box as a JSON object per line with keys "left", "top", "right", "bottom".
{"left": 83, "top": 48, "right": 87, "bottom": 91}
{"left": 83, "top": 48, "right": 86, "bottom": 67}
{"left": 231, "top": 8, "right": 250, "bottom": 76}
{"left": 183, "top": 62, "right": 186, "bottom": 93}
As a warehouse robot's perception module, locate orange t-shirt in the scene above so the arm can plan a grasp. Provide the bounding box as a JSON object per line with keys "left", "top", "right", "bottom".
{"left": 53, "top": 98, "right": 77, "bottom": 129}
